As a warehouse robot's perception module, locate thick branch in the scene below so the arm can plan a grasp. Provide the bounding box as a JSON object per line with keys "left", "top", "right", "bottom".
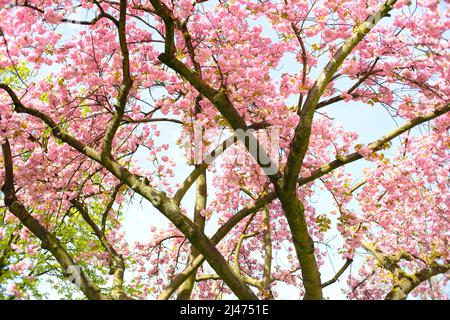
{"left": 195, "top": 274, "right": 263, "bottom": 290}
{"left": 262, "top": 207, "right": 274, "bottom": 299}
{"left": 158, "top": 192, "right": 276, "bottom": 299}
{"left": 174, "top": 134, "right": 238, "bottom": 204}
{"left": 271, "top": 0, "right": 398, "bottom": 300}
{"left": 362, "top": 241, "right": 450, "bottom": 300}
{"left": 176, "top": 170, "right": 207, "bottom": 300}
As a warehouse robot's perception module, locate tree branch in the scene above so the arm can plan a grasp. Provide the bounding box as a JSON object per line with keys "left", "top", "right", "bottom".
{"left": 72, "top": 200, "right": 130, "bottom": 299}
{"left": 158, "top": 192, "right": 276, "bottom": 299}
{"left": 298, "top": 103, "right": 450, "bottom": 185}
{"left": 176, "top": 169, "right": 207, "bottom": 300}
{"left": 321, "top": 259, "right": 353, "bottom": 288}
{"left": 262, "top": 207, "right": 273, "bottom": 299}
{"left": 101, "top": 0, "right": 134, "bottom": 160}
{"left": 362, "top": 241, "right": 450, "bottom": 300}
{"left": 316, "top": 59, "right": 381, "bottom": 110}
{"left": 195, "top": 274, "right": 263, "bottom": 290}
{"left": 174, "top": 134, "right": 238, "bottom": 204}
{"left": 151, "top": 0, "right": 280, "bottom": 182}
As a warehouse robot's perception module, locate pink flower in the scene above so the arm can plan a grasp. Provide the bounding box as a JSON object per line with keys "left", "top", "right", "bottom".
{"left": 355, "top": 144, "right": 372, "bottom": 158}
{"left": 194, "top": 47, "right": 212, "bottom": 64}
{"left": 43, "top": 9, "right": 63, "bottom": 24}
{"left": 341, "top": 92, "right": 353, "bottom": 102}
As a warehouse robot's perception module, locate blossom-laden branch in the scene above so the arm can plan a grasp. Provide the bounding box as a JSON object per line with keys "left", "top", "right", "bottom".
{"left": 362, "top": 241, "right": 450, "bottom": 300}
{"left": 101, "top": 0, "right": 134, "bottom": 160}
{"left": 283, "top": 0, "right": 399, "bottom": 191}
{"left": 157, "top": 101, "right": 448, "bottom": 299}
{"left": 299, "top": 103, "right": 450, "bottom": 185}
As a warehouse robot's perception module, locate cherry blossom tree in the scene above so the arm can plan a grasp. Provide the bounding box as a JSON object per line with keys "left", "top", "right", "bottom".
{"left": 0, "top": 0, "right": 449, "bottom": 300}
